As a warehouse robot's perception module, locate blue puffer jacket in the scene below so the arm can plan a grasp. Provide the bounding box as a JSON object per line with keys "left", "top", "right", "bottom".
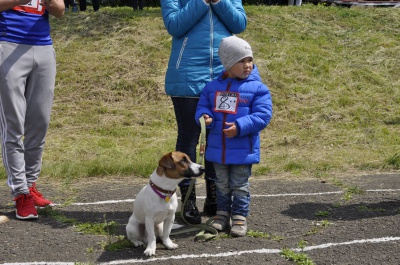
{"left": 160, "top": 0, "right": 247, "bottom": 97}
{"left": 195, "top": 65, "right": 273, "bottom": 165}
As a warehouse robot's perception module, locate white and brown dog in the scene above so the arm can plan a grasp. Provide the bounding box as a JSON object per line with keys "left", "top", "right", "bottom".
{"left": 126, "top": 151, "right": 204, "bottom": 256}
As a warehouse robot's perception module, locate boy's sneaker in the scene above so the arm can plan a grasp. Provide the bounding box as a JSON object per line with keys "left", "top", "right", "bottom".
{"left": 29, "top": 183, "right": 53, "bottom": 207}
{"left": 210, "top": 210, "right": 230, "bottom": 231}
{"left": 14, "top": 194, "right": 38, "bottom": 220}
{"left": 230, "top": 215, "right": 247, "bottom": 237}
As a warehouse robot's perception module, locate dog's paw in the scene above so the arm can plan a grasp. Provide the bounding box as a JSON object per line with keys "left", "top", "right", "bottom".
{"left": 163, "top": 238, "right": 178, "bottom": 250}
{"left": 143, "top": 247, "right": 156, "bottom": 256}
{"left": 132, "top": 240, "right": 144, "bottom": 247}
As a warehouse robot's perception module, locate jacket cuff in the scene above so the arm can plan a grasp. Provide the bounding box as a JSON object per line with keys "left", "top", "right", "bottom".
{"left": 234, "top": 121, "right": 240, "bottom": 136}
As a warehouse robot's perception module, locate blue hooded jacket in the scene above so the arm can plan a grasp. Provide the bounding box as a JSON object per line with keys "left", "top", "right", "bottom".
{"left": 195, "top": 65, "right": 273, "bottom": 165}
{"left": 161, "top": 0, "right": 247, "bottom": 97}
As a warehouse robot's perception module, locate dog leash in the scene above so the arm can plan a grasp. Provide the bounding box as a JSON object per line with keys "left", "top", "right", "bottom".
{"left": 171, "top": 116, "right": 218, "bottom": 241}
{"left": 198, "top": 115, "right": 206, "bottom": 165}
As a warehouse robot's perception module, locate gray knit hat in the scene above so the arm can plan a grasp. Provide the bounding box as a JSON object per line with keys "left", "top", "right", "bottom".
{"left": 218, "top": 36, "right": 253, "bottom": 71}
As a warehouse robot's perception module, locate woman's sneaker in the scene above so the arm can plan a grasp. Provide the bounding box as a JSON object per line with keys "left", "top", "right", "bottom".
{"left": 29, "top": 183, "right": 53, "bottom": 207}
{"left": 179, "top": 185, "right": 201, "bottom": 224}
{"left": 230, "top": 215, "right": 247, "bottom": 237}
{"left": 210, "top": 211, "right": 230, "bottom": 231}
{"left": 14, "top": 194, "right": 38, "bottom": 220}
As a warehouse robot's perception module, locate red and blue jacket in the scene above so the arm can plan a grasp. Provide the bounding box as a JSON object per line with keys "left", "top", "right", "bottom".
{"left": 0, "top": 1, "right": 52, "bottom": 45}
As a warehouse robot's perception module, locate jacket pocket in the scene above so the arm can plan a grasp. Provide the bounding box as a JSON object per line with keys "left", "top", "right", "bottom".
{"left": 176, "top": 37, "right": 188, "bottom": 69}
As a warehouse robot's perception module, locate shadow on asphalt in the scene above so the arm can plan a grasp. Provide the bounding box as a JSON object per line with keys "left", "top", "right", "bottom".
{"left": 282, "top": 200, "right": 400, "bottom": 220}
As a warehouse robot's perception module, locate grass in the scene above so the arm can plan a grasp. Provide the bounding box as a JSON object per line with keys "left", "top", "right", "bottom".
{"left": 103, "top": 236, "right": 134, "bottom": 251}
{"left": 305, "top": 219, "right": 331, "bottom": 236}
{"left": 38, "top": 208, "right": 119, "bottom": 236}
{"left": 0, "top": 5, "right": 399, "bottom": 182}
{"left": 38, "top": 207, "right": 128, "bottom": 251}
{"left": 343, "top": 185, "right": 365, "bottom": 200}
{"left": 75, "top": 219, "right": 118, "bottom": 236}
{"left": 247, "top": 229, "right": 270, "bottom": 238}
{"left": 281, "top": 247, "right": 316, "bottom": 265}
{"left": 38, "top": 206, "right": 76, "bottom": 223}
{"left": 315, "top": 210, "right": 330, "bottom": 217}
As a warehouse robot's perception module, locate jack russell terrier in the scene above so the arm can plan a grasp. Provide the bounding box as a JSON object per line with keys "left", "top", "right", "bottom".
{"left": 126, "top": 151, "right": 204, "bottom": 256}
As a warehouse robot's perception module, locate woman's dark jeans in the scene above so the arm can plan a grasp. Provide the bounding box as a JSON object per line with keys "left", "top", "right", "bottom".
{"left": 171, "top": 97, "right": 216, "bottom": 187}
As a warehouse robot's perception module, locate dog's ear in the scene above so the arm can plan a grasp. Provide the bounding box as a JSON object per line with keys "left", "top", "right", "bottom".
{"left": 156, "top": 165, "right": 164, "bottom": 176}
{"left": 157, "top": 152, "right": 176, "bottom": 176}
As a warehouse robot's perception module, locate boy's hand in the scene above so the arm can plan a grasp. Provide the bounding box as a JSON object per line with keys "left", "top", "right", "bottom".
{"left": 223, "top": 122, "right": 237, "bottom": 138}
{"left": 203, "top": 114, "right": 213, "bottom": 126}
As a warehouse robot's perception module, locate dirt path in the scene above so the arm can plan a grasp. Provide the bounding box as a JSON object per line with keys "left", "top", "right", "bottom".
{"left": 1, "top": 173, "right": 399, "bottom": 264}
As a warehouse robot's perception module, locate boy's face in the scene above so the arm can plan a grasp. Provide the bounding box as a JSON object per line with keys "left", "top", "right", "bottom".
{"left": 227, "top": 57, "right": 254, "bottom": 79}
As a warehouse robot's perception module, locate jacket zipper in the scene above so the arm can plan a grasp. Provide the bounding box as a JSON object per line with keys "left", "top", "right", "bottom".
{"left": 176, "top": 37, "right": 188, "bottom": 69}
{"left": 221, "top": 81, "right": 232, "bottom": 164}
{"left": 249, "top": 136, "right": 253, "bottom": 154}
{"left": 209, "top": 7, "right": 214, "bottom": 79}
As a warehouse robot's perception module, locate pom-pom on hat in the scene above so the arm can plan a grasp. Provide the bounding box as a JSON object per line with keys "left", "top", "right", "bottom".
{"left": 218, "top": 36, "right": 253, "bottom": 71}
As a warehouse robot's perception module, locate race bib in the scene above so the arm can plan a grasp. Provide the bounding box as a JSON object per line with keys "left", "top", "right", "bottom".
{"left": 12, "top": 0, "right": 45, "bottom": 15}
{"left": 214, "top": 91, "right": 239, "bottom": 114}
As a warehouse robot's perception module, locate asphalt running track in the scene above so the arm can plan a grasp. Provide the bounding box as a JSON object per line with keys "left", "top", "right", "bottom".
{"left": 0, "top": 173, "right": 399, "bottom": 264}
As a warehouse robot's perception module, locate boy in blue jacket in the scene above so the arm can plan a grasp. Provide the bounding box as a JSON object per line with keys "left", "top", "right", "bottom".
{"left": 195, "top": 36, "right": 273, "bottom": 237}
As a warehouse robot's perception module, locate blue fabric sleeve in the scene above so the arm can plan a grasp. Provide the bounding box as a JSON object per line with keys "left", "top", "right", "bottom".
{"left": 160, "top": 0, "right": 209, "bottom": 38}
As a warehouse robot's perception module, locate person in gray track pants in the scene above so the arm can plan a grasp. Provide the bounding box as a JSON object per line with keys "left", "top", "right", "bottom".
{"left": 0, "top": 0, "right": 65, "bottom": 220}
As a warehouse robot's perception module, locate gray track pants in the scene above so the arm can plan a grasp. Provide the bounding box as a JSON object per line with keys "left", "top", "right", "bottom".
{"left": 0, "top": 41, "right": 56, "bottom": 197}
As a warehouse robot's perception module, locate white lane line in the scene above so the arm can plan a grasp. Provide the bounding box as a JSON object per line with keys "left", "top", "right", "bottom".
{"left": 292, "top": 236, "right": 400, "bottom": 252}
{"left": 99, "top": 237, "right": 400, "bottom": 264}
{"left": 254, "top": 191, "right": 342, "bottom": 197}
{"left": 366, "top": 189, "right": 400, "bottom": 192}
{"left": 55, "top": 188, "right": 400, "bottom": 206}
{"left": 3, "top": 237, "right": 399, "bottom": 265}
{"left": 1, "top": 261, "right": 76, "bottom": 265}
{"left": 59, "top": 199, "right": 135, "bottom": 206}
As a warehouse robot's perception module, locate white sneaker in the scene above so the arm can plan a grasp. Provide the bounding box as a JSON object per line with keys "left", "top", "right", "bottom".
{"left": 230, "top": 215, "right": 247, "bottom": 237}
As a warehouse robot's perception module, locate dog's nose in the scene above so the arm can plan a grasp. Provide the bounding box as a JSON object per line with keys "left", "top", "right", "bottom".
{"left": 199, "top": 166, "right": 205, "bottom": 174}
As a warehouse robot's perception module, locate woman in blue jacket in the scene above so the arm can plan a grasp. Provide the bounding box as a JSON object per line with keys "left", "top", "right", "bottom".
{"left": 160, "top": 0, "right": 247, "bottom": 224}
{"left": 195, "top": 36, "right": 273, "bottom": 236}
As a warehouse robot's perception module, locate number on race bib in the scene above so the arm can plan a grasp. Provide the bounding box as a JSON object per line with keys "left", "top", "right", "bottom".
{"left": 12, "top": 0, "right": 45, "bottom": 15}
{"left": 214, "top": 91, "right": 239, "bottom": 114}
